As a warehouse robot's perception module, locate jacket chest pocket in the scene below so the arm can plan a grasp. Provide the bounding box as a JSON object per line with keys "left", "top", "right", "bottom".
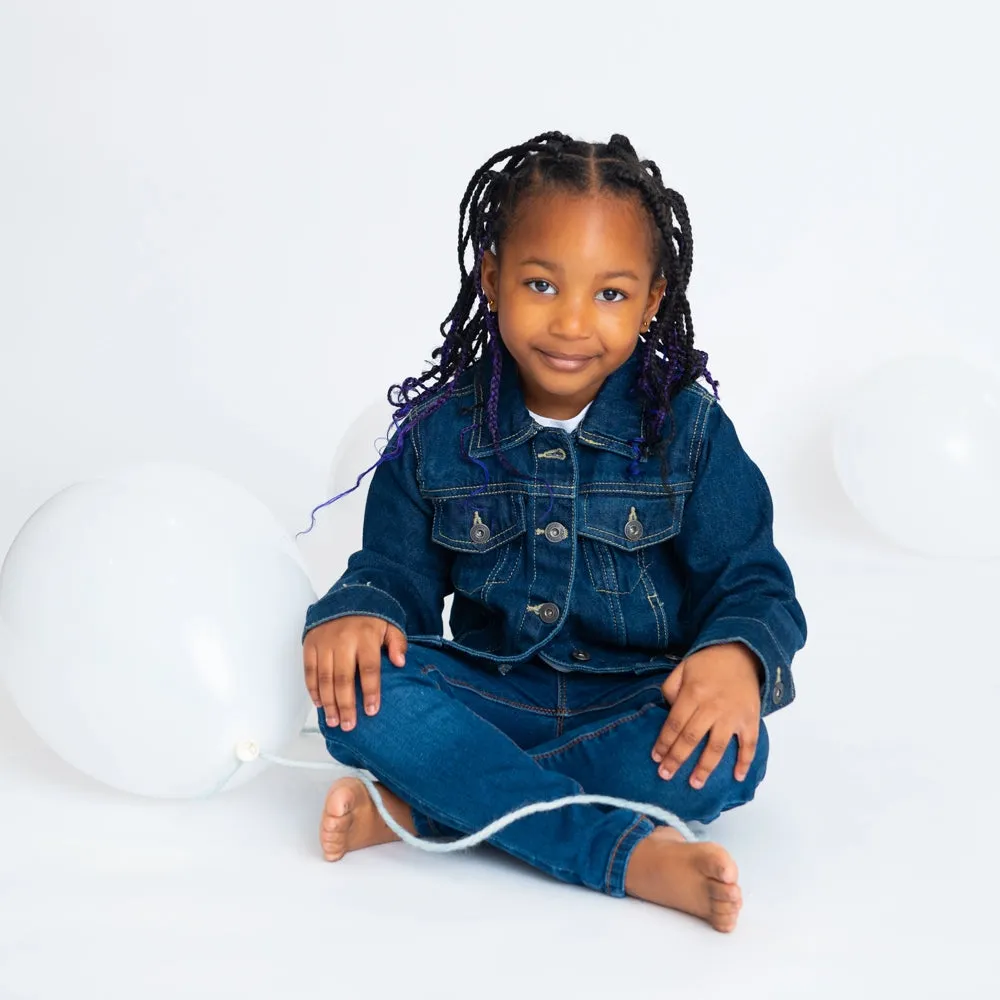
{"left": 577, "top": 494, "right": 685, "bottom": 596}
{"left": 431, "top": 493, "right": 527, "bottom": 598}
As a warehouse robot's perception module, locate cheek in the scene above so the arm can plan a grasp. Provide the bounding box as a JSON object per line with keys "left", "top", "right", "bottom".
{"left": 495, "top": 322, "right": 529, "bottom": 365}
{"left": 604, "top": 340, "right": 641, "bottom": 370}
{"left": 598, "top": 313, "right": 644, "bottom": 353}
{"left": 494, "top": 304, "right": 532, "bottom": 349}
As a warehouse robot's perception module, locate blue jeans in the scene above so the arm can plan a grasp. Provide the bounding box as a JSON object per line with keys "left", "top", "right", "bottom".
{"left": 318, "top": 641, "right": 769, "bottom": 897}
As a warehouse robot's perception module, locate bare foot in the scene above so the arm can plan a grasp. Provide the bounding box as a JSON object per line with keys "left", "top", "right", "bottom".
{"left": 624, "top": 826, "right": 743, "bottom": 932}
{"left": 319, "top": 777, "right": 416, "bottom": 862}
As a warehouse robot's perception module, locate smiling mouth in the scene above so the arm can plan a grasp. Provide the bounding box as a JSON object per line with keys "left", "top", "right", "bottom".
{"left": 537, "top": 349, "right": 597, "bottom": 372}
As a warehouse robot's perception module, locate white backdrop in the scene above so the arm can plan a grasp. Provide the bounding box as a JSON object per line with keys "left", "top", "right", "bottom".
{"left": 2, "top": 3, "right": 999, "bottom": 997}
{"left": 3, "top": 0, "right": 998, "bottom": 595}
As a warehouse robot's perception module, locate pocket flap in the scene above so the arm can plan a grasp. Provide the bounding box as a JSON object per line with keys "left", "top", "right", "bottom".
{"left": 578, "top": 494, "right": 684, "bottom": 551}
{"left": 431, "top": 493, "right": 527, "bottom": 552}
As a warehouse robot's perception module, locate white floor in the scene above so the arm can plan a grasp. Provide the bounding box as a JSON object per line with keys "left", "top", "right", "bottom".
{"left": 1, "top": 528, "right": 997, "bottom": 999}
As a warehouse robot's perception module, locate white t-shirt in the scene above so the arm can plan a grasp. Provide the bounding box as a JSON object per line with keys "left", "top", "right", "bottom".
{"left": 528, "top": 401, "right": 592, "bottom": 434}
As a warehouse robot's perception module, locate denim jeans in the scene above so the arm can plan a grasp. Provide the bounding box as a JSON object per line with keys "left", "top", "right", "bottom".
{"left": 318, "top": 641, "right": 769, "bottom": 898}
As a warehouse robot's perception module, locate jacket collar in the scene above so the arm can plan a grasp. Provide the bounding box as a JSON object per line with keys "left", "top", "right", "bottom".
{"left": 466, "top": 340, "right": 644, "bottom": 461}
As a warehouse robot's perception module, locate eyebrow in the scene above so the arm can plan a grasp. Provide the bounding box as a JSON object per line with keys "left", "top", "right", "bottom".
{"left": 518, "top": 257, "right": 641, "bottom": 282}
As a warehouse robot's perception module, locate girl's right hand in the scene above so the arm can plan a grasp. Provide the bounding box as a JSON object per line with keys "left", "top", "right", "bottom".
{"left": 302, "top": 616, "right": 407, "bottom": 731}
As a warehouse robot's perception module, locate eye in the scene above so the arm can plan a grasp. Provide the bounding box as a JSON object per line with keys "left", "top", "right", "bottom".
{"left": 598, "top": 288, "right": 627, "bottom": 303}
{"left": 526, "top": 279, "right": 556, "bottom": 295}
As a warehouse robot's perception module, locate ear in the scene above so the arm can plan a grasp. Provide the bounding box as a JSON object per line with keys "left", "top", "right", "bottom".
{"left": 480, "top": 249, "right": 500, "bottom": 303}
{"left": 644, "top": 274, "right": 667, "bottom": 325}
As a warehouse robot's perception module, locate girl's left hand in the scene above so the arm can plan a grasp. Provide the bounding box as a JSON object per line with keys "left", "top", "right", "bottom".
{"left": 652, "top": 643, "right": 763, "bottom": 788}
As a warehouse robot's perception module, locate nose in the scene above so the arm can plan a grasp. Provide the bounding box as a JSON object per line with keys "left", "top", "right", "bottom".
{"left": 550, "top": 296, "right": 591, "bottom": 340}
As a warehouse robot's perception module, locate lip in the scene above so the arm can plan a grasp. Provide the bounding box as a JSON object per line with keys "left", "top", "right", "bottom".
{"left": 536, "top": 349, "right": 597, "bottom": 372}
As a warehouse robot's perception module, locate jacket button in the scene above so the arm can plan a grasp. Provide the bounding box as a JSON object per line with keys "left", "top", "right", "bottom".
{"left": 538, "top": 602, "right": 560, "bottom": 624}
{"left": 470, "top": 523, "right": 491, "bottom": 544}
{"left": 544, "top": 522, "right": 568, "bottom": 543}
{"left": 772, "top": 682, "right": 784, "bottom": 704}
{"left": 624, "top": 518, "right": 644, "bottom": 541}
{"left": 571, "top": 649, "right": 591, "bottom": 662}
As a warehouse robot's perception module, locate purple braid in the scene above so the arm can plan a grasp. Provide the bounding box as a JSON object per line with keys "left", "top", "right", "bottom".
{"left": 481, "top": 297, "right": 520, "bottom": 478}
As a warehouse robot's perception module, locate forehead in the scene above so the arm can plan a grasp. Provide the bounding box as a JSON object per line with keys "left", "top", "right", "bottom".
{"left": 504, "top": 190, "right": 654, "bottom": 266}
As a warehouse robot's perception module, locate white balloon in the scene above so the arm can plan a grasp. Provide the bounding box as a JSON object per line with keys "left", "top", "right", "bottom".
{"left": 332, "top": 398, "right": 394, "bottom": 486}
{"left": 297, "top": 401, "right": 394, "bottom": 570}
{"left": 0, "top": 461, "right": 316, "bottom": 798}
{"left": 832, "top": 356, "right": 1000, "bottom": 558}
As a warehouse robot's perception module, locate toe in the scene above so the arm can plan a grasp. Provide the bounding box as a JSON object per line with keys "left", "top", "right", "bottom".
{"left": 320, "top": 831, "right": 346, "bottom": 862}
{"left": 713, "top": 899, "right": 741, "bottom": 915}
{"left": 323, "top": 778, "right": 359, "bottom": 821}
{"left": 319, "top": 811, "right": 352, "bottom": 861}
{"left": 707, "top": 880, "right": 741, "bottom": 904}
{"left": 699, "top": 847, "right": 738, "bottom": 884}
{"left": 711, "top": 900, "right": 741, "bottom": 931}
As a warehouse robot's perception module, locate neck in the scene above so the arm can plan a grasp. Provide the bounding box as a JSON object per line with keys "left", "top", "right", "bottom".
{"left": 521, "top": 381, "right": 597, "bottom": 421}
{"left": 526, "top": 398, "right": 592, "bottom": 420}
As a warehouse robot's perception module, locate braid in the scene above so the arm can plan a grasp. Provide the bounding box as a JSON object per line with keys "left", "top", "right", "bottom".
{"left": 298, "top": 130, "right": 717, "bottom": 534}
{"left": 595, "top": 142, "right": 719, "bottom": 459}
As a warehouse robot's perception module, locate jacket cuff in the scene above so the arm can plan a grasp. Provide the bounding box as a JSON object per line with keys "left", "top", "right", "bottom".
{"left": 302, "top": 582, "right": 407, "bottom": 642}
{"left": 686, "top": 615, "right": 793, "bottom": 717}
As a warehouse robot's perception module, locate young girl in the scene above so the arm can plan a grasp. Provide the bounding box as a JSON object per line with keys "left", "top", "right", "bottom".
{"left": 300, "top": 131, "right": 806, "bottom": 933}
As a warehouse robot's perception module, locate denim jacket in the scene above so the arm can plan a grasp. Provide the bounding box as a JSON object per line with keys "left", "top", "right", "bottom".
{"left": 304, "top": 344, "right": 807, "bottom": 717}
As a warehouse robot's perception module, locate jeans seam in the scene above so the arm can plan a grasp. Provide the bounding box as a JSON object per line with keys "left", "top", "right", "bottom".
{"left": 419, "top": 664, "right": 560, "bottom": 716}
{"left": 417, "top": 667, "right": 665, "bottom": 720}
{"left": 604, "top": 815, "right": 644, "bottom": 895}
{"left": 530, "top": 702, "right": 661, "bottom": 762}
{"left": 566, "top": 683, "right": 665, "bottom": 718}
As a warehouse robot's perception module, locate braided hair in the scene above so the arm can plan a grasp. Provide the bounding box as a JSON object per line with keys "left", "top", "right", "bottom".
{"left": 299, "top": 131, "right": 718, "bottom": 535}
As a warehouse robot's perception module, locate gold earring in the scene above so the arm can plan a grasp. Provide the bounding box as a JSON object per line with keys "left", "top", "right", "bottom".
{"left": 488, "top": 299, "right": 496, "bottom": 313}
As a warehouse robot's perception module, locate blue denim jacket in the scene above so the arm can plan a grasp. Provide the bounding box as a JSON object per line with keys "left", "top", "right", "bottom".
{"left": 304, "top": 344, "right": 807, "bottom": 717}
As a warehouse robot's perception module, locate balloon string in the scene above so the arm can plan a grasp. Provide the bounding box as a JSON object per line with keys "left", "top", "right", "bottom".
{"left": 248, "top": 727, "right": 702, "bottom": 849}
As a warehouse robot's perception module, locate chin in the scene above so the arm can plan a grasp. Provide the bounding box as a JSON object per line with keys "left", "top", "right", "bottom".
{"left": 537, "top": 371, "right": 602, "bottom": 400}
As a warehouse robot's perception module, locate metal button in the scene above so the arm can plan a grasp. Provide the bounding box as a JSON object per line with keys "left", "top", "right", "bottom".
{"left": 470, "top": 522, "right": 491, "bottom": 544}
{"left": 538, "top": 602, "right": 560, "bottom": 624}
{"left": 571, "top": 649, "right": 591, "bottom": 662}
{"left": 544, "top": 522, "right": 568, "bottom": 543}
{"left": 772, "top": 682, "right": 784, "bottom": 704}
{"left": 624, "top": 518, "right": 644, "bottom": 541}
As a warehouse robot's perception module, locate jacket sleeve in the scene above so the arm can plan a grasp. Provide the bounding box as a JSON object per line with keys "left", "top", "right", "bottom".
{"left": 672, "top": 398, "right": 807, "bottom": 717}
{"left": 302, "top": 424, "right": 454, "bottom": 641}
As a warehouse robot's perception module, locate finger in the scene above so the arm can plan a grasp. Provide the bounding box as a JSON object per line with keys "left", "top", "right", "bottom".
{"left": 357, "top": 639, "right": 382, "bottom": 717}
{"left": 385, "top": 625, "right": 407, "bottom": 667}
{"left": 735, "top": 729, "right": 759, "bottom": 782}
{"left": 651, "top": 694, "right": 697, "bottom": 766}
{"left": 689, "top": 723, "right": 735, "bottom": 789}
{"left": 318, "top": 644, "right": 338, "bottom": 726}
{"left": 657, "top": 707, "right": 712, "bottom": 780}
{"left": 303, "top": 642, "right": 320, "bottom": 707}
{"left": 660, "top": 663, "right": 684, "bottom": 705}
{"left": 333, "top": 646, "right": 359, "bottom": 732}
